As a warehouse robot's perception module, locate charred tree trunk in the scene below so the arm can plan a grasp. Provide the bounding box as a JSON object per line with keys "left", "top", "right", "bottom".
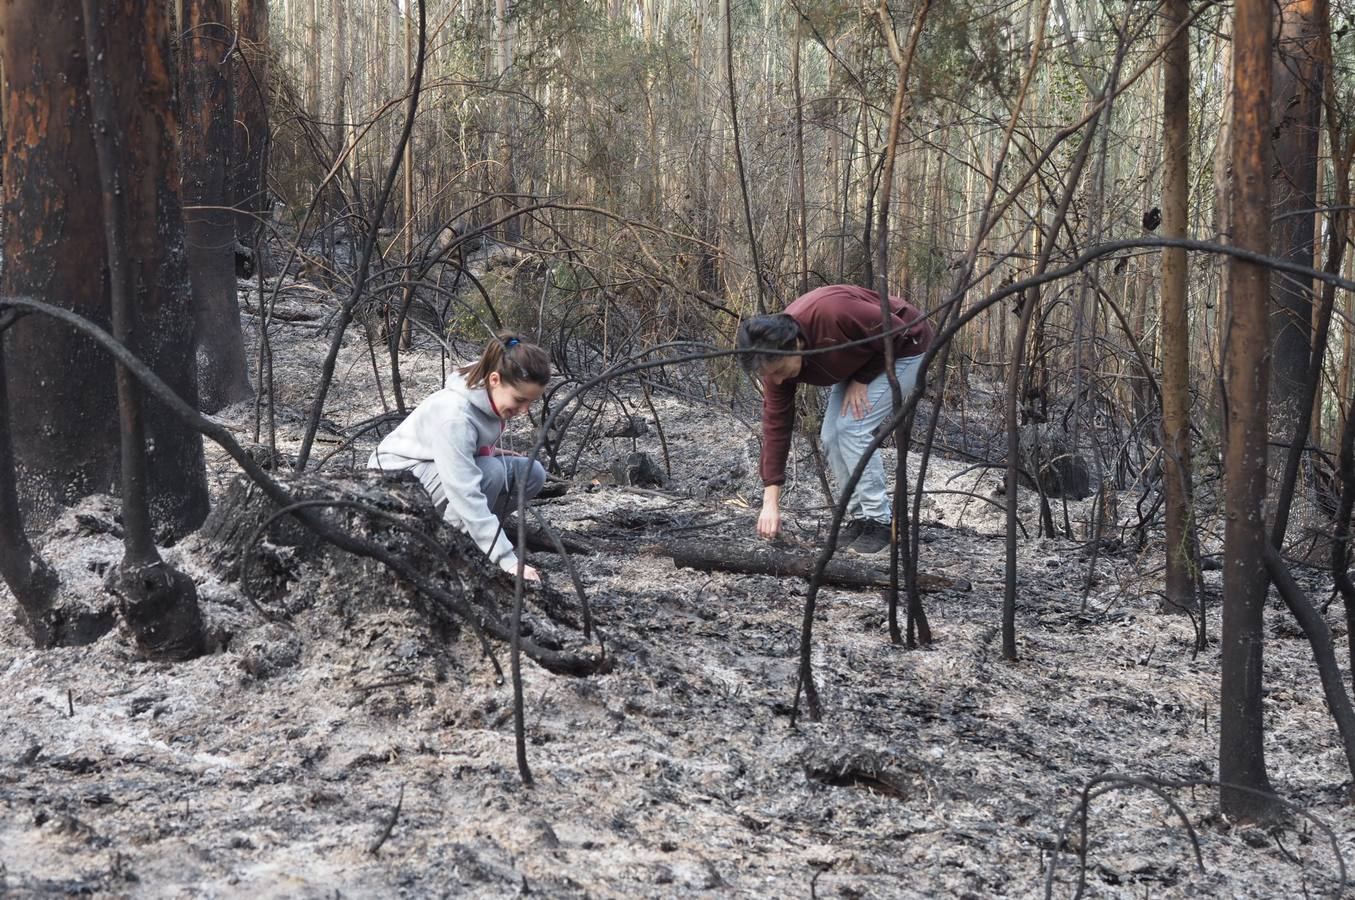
{"left": 1272, "top": 31, "right": 1346, "bottom": 554}
{"left": 180, "top": 0, "right": 253, "bottom": 413}
{"left": 81, "top": 0, "right": 206, "bottom": 660}
{"left": 1160, "top": 0, "right": 1199, "bottom": 613}
{"left": 232, "top": 0, "right": 270, "bottom": 248}
{"left": 1, "top": 0, "right": 207, "bottom": 537}
{"left": 0, "top": 347, "right": 116, "bottom": 648}
{"left": 1268, "top": 0, "right": 1325, "bottom": 436}
{"left": 0, "top": 353, "right": 60, "bottom": 646}
{"left": 1331, "top": 377, "right": 1355, "bottom": 683}
{"left": 0, "top": 1, "right": 112, "bottom": 527}
{"left": 1220, "top": 0, "right": 1283, "bottom": 824}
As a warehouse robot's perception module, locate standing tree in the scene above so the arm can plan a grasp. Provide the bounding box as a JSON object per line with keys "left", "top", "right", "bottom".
{"left": 232, "top": 0, "right": 270, "bottom": 249}
{"left": 1159, "top": 0, "right": 1199, "bottom": 613}
{"left": 1, "top": 0, "right": 208, "bottom": 537}
{"left": 180, "top": 0, "right": 254, "bottom": 412}
{"left": 1268, "top": 0, "right": 1326, "bottom": 436}
{"left": 80, "top": 0, "right": 207, "bottom": 659}
{"left": 1220, "top": 0, "right": 1283, "bottom": 823}
{"left": 0, "top": 355, "right": 59, "bottom": 645}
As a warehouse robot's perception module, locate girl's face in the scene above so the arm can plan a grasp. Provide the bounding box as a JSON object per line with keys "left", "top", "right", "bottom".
{"left": 486, "top": 371, "right": 544, "bottom": 420}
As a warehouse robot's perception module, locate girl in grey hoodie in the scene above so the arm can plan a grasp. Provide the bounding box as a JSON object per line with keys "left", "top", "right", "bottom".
{"left": 369, "top": 334, "right": 550, "bottom": 581}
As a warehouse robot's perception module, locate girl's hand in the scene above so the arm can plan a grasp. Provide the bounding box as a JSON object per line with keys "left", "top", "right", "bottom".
{"left": 757, "top": 502, "right": 781, "bottom": 540}
{"left": 842, "top": 380, "right": 871, "bottom": 420}
{"left": 522, "top": 564, "right": 540, "bottom": 582}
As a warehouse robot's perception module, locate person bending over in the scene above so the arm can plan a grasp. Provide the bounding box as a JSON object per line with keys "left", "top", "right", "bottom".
{"left": 737, "top": 284, "right": 934, "bottom": 554}
{"left": 370, "top": 333, "right": 550, "bottom": 580}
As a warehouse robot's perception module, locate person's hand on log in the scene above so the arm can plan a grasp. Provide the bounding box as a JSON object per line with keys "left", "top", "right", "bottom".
{"left": 758, "top": 485, "right": 782, "bottom": 539}
{"left": 522, "top": 563, "right": 540, "bottom": 582}
{"left": 842, "top": 379, "right": 871, "bottom": 420}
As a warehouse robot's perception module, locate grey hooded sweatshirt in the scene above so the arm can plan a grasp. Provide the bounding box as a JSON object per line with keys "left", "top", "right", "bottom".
{"left": 367, "top": 372, "right": 517, "bottom": 572}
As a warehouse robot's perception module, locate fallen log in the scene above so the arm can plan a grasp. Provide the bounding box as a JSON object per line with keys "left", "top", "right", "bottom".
{"left": 241, "top": 301, "right": 322, "bottom": 322}
{"left": 659, "top": 539, "right": 970, "bottom": 593}
{"left": 503, "top": 516, "right": 600, "bottom": 557}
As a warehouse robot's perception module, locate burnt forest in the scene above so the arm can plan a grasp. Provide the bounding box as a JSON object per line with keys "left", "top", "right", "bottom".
{"left": 3, "top": 0, "right": 1355, "bottom": 897}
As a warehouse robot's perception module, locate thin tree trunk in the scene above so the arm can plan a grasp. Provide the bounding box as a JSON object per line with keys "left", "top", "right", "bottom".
{"left": 723, "top": 0, "right": 767, "bottom": 313}
{"left": 181, "top": 0, "right": 253, "bottom": 413}
{"left": 1220, "top": 0, "right": 1283, "bottom": 824}
{"left": 790, "top": 13, "right": 809, "bottom": 296}
{"left": 305, "top": 0, "right": 318, "bottom": 116}
{"left": 1271, "top": 7, "right": 1346, "bottom": 552}
{"left": 1160, "top": 0, "right": 1199, "bottom": 613}
{"left": 80, "top": 0, "right": 206, "bottom": 660}
{"left": 871, "top": 0, "right": 931, "bottom": 646}
{"left": 232, "top": 0, "right": 271, "bottom": 246}
{"left": 401, "top": 1, "right": 415, "bottom": 350}
{"left": 1269, "top": 0, "right": 1326, "bottom": 434}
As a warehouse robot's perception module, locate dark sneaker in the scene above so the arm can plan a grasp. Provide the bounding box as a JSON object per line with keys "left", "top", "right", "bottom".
{"left": 848, "top": 519, "right": 893, "bottom": 555}
{"left": 837, "top": 518, "right": 867, "bottom": 545}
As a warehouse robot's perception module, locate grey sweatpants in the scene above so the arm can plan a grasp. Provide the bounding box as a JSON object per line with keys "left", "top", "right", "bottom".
{"left": 414, "top": 455, "right": 547, "bottom": 522}
{"left": 819, "top": 355, "right": 924, "bottom": 525}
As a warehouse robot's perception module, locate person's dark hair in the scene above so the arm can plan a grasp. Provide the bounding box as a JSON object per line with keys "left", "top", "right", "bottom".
{"left": 458, "top": 332, "right": 551, "bottom": 389}
{"left": 736, "top": 314, "right": 803, "bottom": 373}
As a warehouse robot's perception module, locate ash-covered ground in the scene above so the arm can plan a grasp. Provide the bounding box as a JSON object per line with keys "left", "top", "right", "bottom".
{"left": 2, "top": 275, "right": 1353, "bottom": 898}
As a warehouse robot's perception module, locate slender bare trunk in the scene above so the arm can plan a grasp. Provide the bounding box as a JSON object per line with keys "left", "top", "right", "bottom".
{"left": 1161, "top": 0, "right": 1198, "bottom": 612}
{"left": 1220, "top": 0, "right": 1282, "bottom": 824}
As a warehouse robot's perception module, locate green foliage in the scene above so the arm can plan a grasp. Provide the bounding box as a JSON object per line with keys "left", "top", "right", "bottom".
{"left": 910, "top": 3, "right": 1018, "bottom": 105}
{"left": 904, "top": 236, "right": 950, "bottom": 292}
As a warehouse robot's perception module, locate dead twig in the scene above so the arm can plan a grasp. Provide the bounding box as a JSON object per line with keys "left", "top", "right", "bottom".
{"left": 367, "top": 782, "right": 404, "bottom": 856}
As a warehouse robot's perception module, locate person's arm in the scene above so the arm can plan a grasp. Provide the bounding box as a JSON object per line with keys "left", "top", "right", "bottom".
{"left": 423, "top": 412, "right": 521, "bottom": 573}
{"left": 758, "top": 379, "right": 797, "bottom": 538}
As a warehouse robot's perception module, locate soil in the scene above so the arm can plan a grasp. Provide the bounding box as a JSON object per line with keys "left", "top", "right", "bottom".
{"left": 2, "top": 273, "right": 1353, "bottom": 898}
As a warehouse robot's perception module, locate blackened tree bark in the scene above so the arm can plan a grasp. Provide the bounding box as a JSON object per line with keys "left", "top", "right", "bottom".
{"left": 1160, "top": 0, "right": 1199, "bottom": 613}
{"left": 1, "top": 4, "right": 113, "bottom": 525}
{"left": 180, "top": 0, "right": 253, "bottom": 412}
{"left": 1331, "top": 384, "right": 1355, "bottom": 681}
{"left": 0, "top": 351, "right": 60, "bottom": 645}
{"left": 0, "top": 348, "right": 113, "bottom": 648}
{"left": 81, "top": 0, "right": 206, "bottom": 660}
{"left": 1220, "top": 0, "right": 1283, "bottom": 824}
{"left": 232, "top": 0, "right": 270, "bottom": 245}
{"left": 1, "top": 0, "right": 207, "bottom": 536}
{"left": 1268, "top": 0, "right": 1325, "bottom": 432}
{"left": 101, "top": 0, "right": 210, "bottom": 533}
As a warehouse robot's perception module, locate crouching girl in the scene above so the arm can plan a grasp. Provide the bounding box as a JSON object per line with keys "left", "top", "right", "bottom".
{"left": 369, "top": 334, "right": 550, "bottom": 581}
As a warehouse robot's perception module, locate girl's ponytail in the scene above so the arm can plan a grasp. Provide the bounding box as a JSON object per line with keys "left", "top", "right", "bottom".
{"left": 459, "top": 332, "right": 550, "bottom": 388}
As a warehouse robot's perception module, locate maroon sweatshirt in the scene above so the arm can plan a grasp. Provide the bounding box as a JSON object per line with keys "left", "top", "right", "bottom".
{"left": 760, "top": 284, "right": 933, "bottom": 486}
